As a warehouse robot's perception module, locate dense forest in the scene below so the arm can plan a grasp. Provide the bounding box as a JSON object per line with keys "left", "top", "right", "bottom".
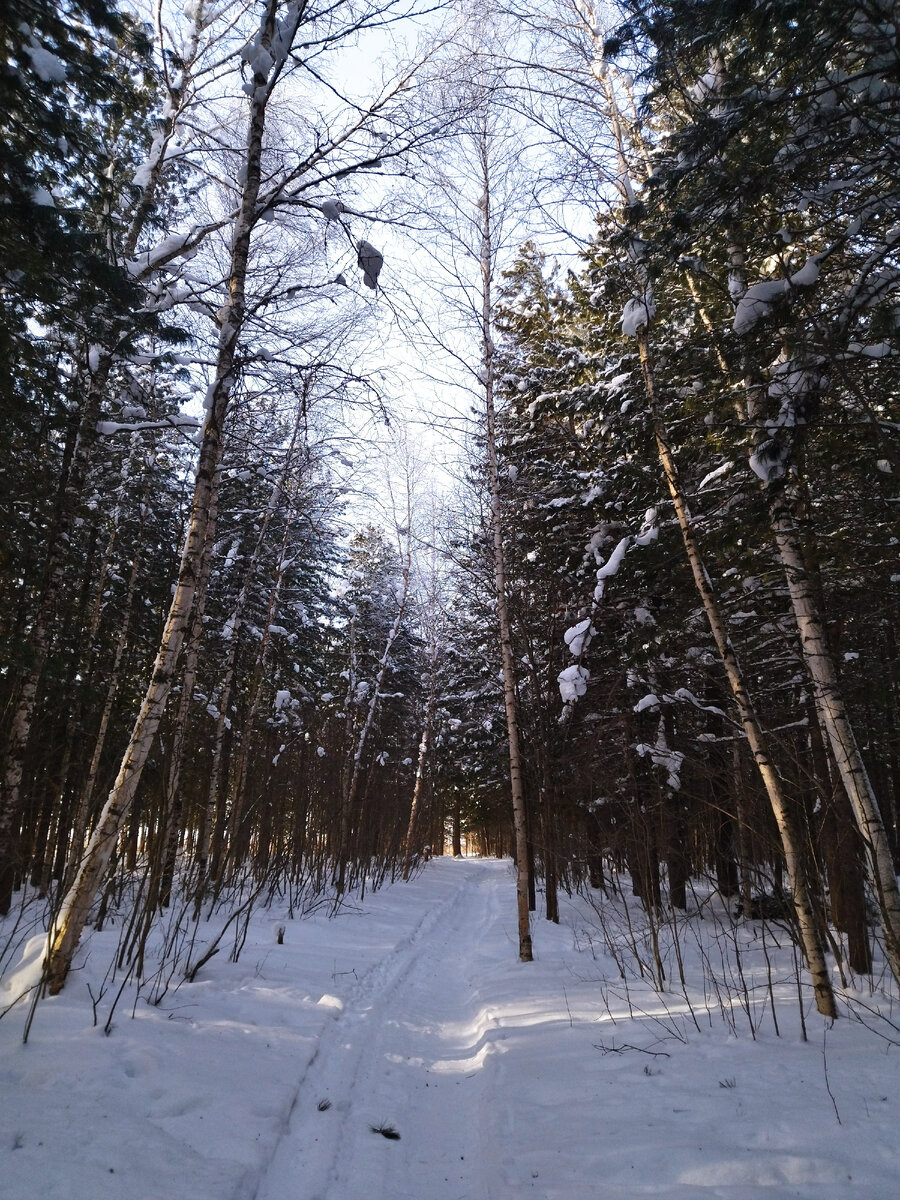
{"left": 1, "top": 0, "right": 897, "bottom": 1022}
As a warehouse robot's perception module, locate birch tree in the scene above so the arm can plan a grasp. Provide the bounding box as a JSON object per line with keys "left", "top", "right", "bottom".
{"left": 606, "top": 0, "right": 900, "bottom": 986}
{"left": 497, "top": 0, "right": 837, "bottom": 1011}
{"left": 405, "top": 80, "right": 535, "bottom": 956}
{"left": 42, "top": 0, "right": 449, "bottom": 992}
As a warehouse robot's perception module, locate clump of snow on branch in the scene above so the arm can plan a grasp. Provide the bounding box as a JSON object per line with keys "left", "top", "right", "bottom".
{"left": 733, "top": 256, "right": 821, "bottom": 334}
{"left": 635, "top": 718, "right": 684, "bottom": 790}
{"left": 564, "top": 618, "right": 594, "bottom": 657}
{"left": 592, "top": 509, "right": 657, "bottom": 602}
{"left": 357, "top": 241, "right": 383, "bottom": 289}
{"left": 24, "top": 36, "right": 67, "bottom": 83}
{"left": 558, "top": 664, "right": 589, "bottom": 703}
{"left": 621, "top": 293, "right": 656, "bottom": 336}
{"left": 321, "top": 199, "right": 346, "bottom": 221}
{"left": 748, "top": 356, "right": 827, "bottom": 482}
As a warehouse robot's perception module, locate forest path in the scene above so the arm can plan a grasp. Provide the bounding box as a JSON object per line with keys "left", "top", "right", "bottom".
{"left": 254, "top": 856, "right": 512, "bottom": 1200}
{"left": 3, "top": 857, "right": 897, "bottom": 1200}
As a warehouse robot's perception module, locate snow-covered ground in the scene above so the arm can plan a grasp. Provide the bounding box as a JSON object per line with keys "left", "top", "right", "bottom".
{"left": 1, "top": 857, "right": 898, "bottom": 1200}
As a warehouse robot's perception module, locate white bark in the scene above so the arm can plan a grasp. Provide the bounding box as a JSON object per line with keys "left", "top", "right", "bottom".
{"left": 769, "top": 494, "right": 900, "bottom": 983}
{"left": 725, "top": 222, "right": 900, "bottom": 986}
{"left": 580, "top": 40, "right": 835, "bottom": 1014}
{"left": 0, "top": 2, "right": 224, "bottom": 914}
{"left": 476, "top": 126, "right": 533, "bottom": 962}
{"left": 336, "top": 521, "right": 413, "bottom": 894}
{"left": 635, "top": 327, "right": 836, "bottom": 1018}
{"left": 45, "top": 1, "right": 281, "bottom": 992}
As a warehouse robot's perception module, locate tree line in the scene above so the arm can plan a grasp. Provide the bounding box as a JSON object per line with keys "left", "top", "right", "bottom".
{"left": 0, "top": 0, "right": 897, "bottom": 1019}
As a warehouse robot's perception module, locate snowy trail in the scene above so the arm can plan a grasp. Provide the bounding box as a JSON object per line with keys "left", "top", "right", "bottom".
{"left": 255, "top": 857, "right": 507, "bottom": 1200}
{"left": 3, "top": 857, "right": 899, "bottom": 1200}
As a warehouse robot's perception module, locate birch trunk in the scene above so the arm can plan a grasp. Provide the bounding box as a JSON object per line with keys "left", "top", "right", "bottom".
{"left": 156, "top": 508, "right": 217, "bottom": 909}
{"left": 583, "top": 53, "right": 835, "bottom": 1010}
{"left": 634, "top": 327, "right": 836, "bottom": 1017}
{"left": 477, "top": 133, "right": 532, "bottom": 962}
{"left": 725, "top": 222, "right": 900, "bottom": 984}
{"left": 336, "top": 533, "right": 413, "bottom": 895}
{"left": 402, "top": 683, "right": 436, "bottom": 881}
{"left": 44, "top": 7, "right": 278, "bottom": 992}
{"left": 0, "top": 6, "right": 212, "bottom": 914}
{"left": 769, "top": 493, "right": 900, "bottom": 981}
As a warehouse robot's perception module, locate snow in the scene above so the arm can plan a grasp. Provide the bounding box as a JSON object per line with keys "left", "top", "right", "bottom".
{"left": 1, "top": 859, "right": 898, "bottom": 1200}
{"left": 96, "top": 417, "right": 201, "bottom": 437}
{"left": 357, "top": 241, "right": 383, "bottom": 289}
{"left": 250, "top": 47, "right": 274, "bottom": 79}
{"left": 635, "top": 507, "right": 659, "bottom": 547}
{"left": 733, "top": 279, "right": 789, "bottom": 333}
{"left": 132, "top": 133, "right": 165, "bottom": 188}
{"left": 621, "top": 295, "right": 656, "bottom": 336}
{"left": 749, "top": 439, "right": 788, "bottom": 483}
{"left": 563, "top": 618, "right": 593, "bottom": 657}
{"left": 848, "top": 341, "right": 893, "bottom": 358}
{"left": 126, "top": 232, "right": 196, "bottom": 277}
{"left": 558, "top": 663, "right": 589, "bottom": 702}
{"left": 733, "top": 258, "right": 822, "bottom": 333}
{"left": 635, "top": 724, "right": 685, "bottom": 789}
{"left": 699, "top": 461, "right": 734, "bottom": 490}
{"left": 790, "top": 257, "right": 821, "bottom": 288}
{"left": 594, "top": 534, "right": 631, "bottom": 600}
{"left": 24, "top": 39, "right": 67, "bottom": 83}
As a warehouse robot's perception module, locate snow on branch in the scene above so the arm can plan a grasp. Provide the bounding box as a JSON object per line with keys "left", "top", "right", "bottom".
{"left": 634, "top": 718, "right": 684, "bottom": 790}
{"left": 592, "top": 508, "right": 658, "bottom": 602}
{"left": 96, "top": 416, "right": 201, "bottom": 437}
{"left": 621, "top": 293, "right": 655, "bottom": 336}
{"left": 557, "top": 509, "right": 660, "bottom": 709}
{"left": 633, "top": 687, "right": 734, "bottom": 725}
{"left": 732, "top": 256, "right": 821, "bottom": 334}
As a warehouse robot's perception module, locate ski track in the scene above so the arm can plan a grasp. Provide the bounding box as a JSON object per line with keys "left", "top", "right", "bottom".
{"left": 254, "top": 859, "right": 507, "bottom": 1200}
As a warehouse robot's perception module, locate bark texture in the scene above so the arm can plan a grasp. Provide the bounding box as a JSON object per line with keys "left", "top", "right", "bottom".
{"left": 44, "top": 12, "right": 278, "bottom": 992}
{"left": 635, "top": 327, "right": 836, "bottom": 1018}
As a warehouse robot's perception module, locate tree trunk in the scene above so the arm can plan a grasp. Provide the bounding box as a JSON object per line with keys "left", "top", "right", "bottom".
{"left": 402, "top": 685, "right": 436, "bottom": 880}
{"left": 336, "top": 530, "right": 412, "bottom": 894}
{"left": 767, "top": 492, "right": 900, "bottom": 985}
{"left": 478, "top": 131, "right": 532, "bottom": 962}
{"left": 223, "top": 527, "right": 293, "bottom": 883}
{"left": 452, "top": 792, "right": 462, "bottom": 858}
{"left": 0, "top": 359, "right": 112, "bottom": 913}
{"left": 0, "top": 6, "right": 210, "bottom": 913}
{"left": 44, "top": 16, "right": 277, "bottom": 992}
{"left": 634, "top": 326, "right": 836, "bottom": 1017}
{"left": 809, "top": 705, "right": 872, "bottom": 975}
{"left": 156, "top": 509, "right": 216, "bottom": 909}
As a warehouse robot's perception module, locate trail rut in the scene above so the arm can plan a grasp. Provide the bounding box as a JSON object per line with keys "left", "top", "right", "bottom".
{"left": 254, "top": 859, "right": 509, "bottom": 1200}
